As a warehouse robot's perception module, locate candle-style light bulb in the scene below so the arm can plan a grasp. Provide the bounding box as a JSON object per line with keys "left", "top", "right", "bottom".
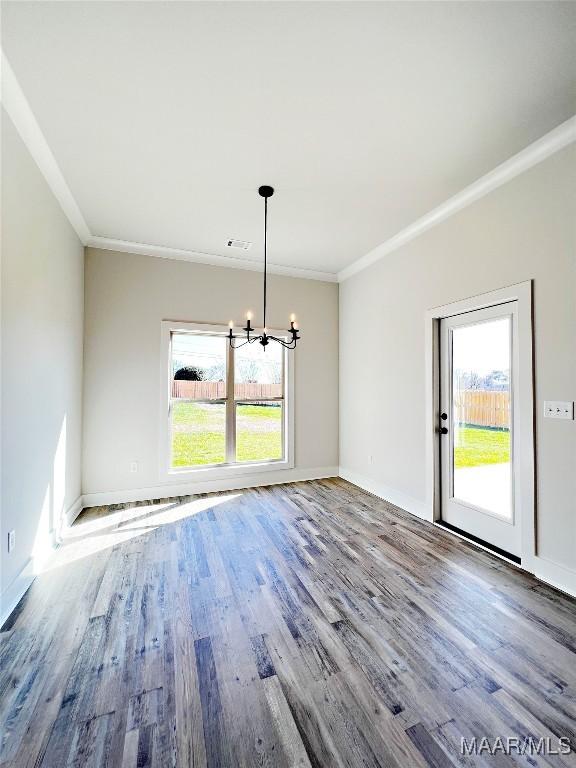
{"left": 246, "top": 311, "right": 253, "bottom": 321}
{"left": 290, "top": 313, "right": 296, "bottom": 323}
{"left": 229, "top": 320, "right": 234, "bottom": 329}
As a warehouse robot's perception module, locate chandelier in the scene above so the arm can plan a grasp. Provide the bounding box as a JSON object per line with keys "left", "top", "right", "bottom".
{"left": 228, "top": 186, "right": 301, "bottom": 350}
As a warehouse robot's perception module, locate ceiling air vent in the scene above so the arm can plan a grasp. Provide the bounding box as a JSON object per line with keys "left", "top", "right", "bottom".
{"left": 227, "top": 238, "right": 252, "bottom": 250}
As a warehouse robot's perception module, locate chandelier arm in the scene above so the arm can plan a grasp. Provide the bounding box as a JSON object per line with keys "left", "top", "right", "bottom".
{"left": 230, "top": 333, "right": 299, "bottom": 350}
{"left": 267, "top": 335, "right": 297, "bottom": 349}
{"left": 229, "top": 332, "right": 282, "bottom": 349}
{"left": 229, "top": 336, "right": 254, "bottom": 349}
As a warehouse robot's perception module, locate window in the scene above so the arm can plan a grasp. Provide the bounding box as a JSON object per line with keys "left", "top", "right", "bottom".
{"left": 171, "top": 333, "right": 228, "bottom": 467}
{"left": 234, "top": 340, "right": 284, "bottom": 463}
{"left": 163, "top": 322, "right": 292, "bottom": 474}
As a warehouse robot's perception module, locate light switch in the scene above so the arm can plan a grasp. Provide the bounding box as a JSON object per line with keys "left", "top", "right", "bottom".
{"left": 544, "top": 401, "right": 574, "bottom": 420}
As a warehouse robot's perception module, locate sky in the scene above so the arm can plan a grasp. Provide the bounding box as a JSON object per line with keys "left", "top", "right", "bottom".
{"left": 172, "top": 333, "right": 225, "bottom": 368}
{"left": 172, "top": 331, "right": 282, "bottom": 383}
{"left": 452, "top": 317, "right": 510, "bottom": 374}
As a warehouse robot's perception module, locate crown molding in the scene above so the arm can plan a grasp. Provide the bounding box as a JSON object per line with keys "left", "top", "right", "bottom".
{"left": 4, "top": 42, "right": 573, "bottom": 284}
{"left": 87, "top": 236, "right": 338, "bottom": 282}
{"left": 1, "top": 50, "right": 90, "bottom": 244}
{"left": 338, "top": 115, "right": 576, "bottom": 282}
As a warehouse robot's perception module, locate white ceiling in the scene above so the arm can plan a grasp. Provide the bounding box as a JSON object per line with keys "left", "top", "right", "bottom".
{"left": 2, "top": 1, "right": 576, "bottom": 276}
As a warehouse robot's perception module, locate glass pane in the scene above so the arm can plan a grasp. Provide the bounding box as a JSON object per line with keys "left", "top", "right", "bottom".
{"left": 171, "top": 402, "right": 226, "bottom": 467}
{"left": 234, "top": 342, "right": 282, "bottom": 399}
{"left": 452, "top": 317, "right": 512, "bottom": 518}
{"left": 236, "top": 402, "right": 283, "bottom": 462}
{"left": 171, "top": 332, "right": 226, "bottom": 400}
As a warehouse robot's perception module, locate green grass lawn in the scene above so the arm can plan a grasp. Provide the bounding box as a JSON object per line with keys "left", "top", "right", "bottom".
{"left": 172, "top": 401, "right": 282, "bottom": 466}
{"left": 454, "top": 426, "right": 510, "bottom": 468}
{"left": 172, "top": 403, "right": 506, "bottom": 470}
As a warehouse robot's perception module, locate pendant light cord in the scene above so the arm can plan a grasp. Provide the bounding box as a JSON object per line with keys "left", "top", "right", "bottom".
{"left": 263, "top": 195, "right": 268, "bottom": 331}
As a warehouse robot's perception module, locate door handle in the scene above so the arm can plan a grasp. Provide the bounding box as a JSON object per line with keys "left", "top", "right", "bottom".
{"left": 441, "top": 413, "right": 448, "bottom": 420}
{"left": 439, "top": 426, "right": 448, "bottom": 435}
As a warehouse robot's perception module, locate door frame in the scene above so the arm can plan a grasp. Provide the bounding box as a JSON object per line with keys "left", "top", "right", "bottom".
{"left": 424, "top": 281, "right": 536, "bottom": 572}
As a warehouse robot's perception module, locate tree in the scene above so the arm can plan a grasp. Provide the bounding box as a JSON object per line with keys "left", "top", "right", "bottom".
{"left": 174, "top": 366, "right": 205, "bottom": 381}
{"left": 238, "top": 359, "right": 260, "bottom": 383}
{"left": 205, "top": 362, "right": 225, "bottom": 382}
{"left": 467, "top": 371, "right": 484, "bottom": 390}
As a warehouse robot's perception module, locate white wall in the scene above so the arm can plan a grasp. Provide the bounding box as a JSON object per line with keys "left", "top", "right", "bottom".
{"left": 82, "top": 249, "right": 339, "bottom": 502}
{"left": 1, "top": 110, "right": 84, "bottom": 620}
{"left": 340, "top": 145, "right": 576, "bottom": 590}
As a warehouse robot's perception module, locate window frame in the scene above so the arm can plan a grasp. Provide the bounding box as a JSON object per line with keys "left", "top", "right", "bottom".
{"left": 160, "top": 320, "right": 294, "bottom": 480}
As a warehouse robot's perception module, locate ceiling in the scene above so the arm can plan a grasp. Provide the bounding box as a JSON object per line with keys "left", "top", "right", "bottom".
{"left": 2, "top": 1, "right": 576, "bottom": 276}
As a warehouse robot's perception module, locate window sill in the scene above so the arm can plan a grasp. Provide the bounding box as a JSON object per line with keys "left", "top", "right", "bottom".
{"left": 163, "top": 458, "right": 294, "bottom": 483}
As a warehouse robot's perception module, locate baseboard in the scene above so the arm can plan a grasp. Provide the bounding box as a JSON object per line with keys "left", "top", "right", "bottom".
{"left": 81, "top": 466, "right": 339, "bottom": 509}
{"left": 1, "top": 495, "right": 84, "bottom": 630}
{"left": 0, "top": 556, "right": 35, "bottom": 630}
{"left": 65, "top": 495, "right": 84, "bottom": 527}
{"left": 533, "top": 556, "right": 576, "bottom": 599}
{"left": 338, "top": 467, "right": 429, "bottom": 520}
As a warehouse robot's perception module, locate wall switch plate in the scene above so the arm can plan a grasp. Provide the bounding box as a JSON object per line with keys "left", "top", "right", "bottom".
{"left": 130, "top": 461, "right": 138, "bottom": 473}
{"left": 544, "top": 401, "right": 574, "bottom": 420}
{"left": 8, "top": 530, "right": 15, "bottom": 553}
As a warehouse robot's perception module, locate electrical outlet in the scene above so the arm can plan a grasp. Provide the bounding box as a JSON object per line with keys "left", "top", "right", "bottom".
{"left": 130, "top": 461, "right": 138, "bottom": 473}
{"left": 7, "top": 530, "right": 15, "bottom": 553}
{"left": 544, "top": 401, "right": 574, "bottom": 420}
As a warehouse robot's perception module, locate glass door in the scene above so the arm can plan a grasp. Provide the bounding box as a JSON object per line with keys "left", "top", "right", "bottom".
{"left": 439, "top": 302, "right": 521, "bottom": 558}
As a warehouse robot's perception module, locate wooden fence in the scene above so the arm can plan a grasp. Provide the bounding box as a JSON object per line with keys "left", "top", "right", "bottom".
{"left": 454, "top": 390, "right": 510, "bottom": 429}
{"left": 171, "top": 381, "right": 282, "bottom": 400}
{"left": 172, "top": 383, "right": 507, "bottom": 426}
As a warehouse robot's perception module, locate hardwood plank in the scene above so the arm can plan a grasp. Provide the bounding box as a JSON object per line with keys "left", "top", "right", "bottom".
{"left": 406, "top": 722, "right": 455, "bottom": 768}
{"left": 261, "top": 675, "right": 312, "bottom": 768}
{"left": 194, "top": 636, "right": 229, "bottom": 768}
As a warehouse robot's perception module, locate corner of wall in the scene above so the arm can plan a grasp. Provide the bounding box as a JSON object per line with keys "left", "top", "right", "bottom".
{"left": 338, "top": 466, "right": 429, "bottom": 520}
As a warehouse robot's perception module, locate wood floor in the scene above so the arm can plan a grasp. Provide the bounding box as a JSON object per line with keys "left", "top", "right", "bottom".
{"left": 1, "top": 478, "right": 576, "bottom": 767}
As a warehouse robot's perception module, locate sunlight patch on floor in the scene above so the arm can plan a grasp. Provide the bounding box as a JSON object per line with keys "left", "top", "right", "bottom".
{"left": 37, "top": 492, "right": 242, "bottom": 573}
